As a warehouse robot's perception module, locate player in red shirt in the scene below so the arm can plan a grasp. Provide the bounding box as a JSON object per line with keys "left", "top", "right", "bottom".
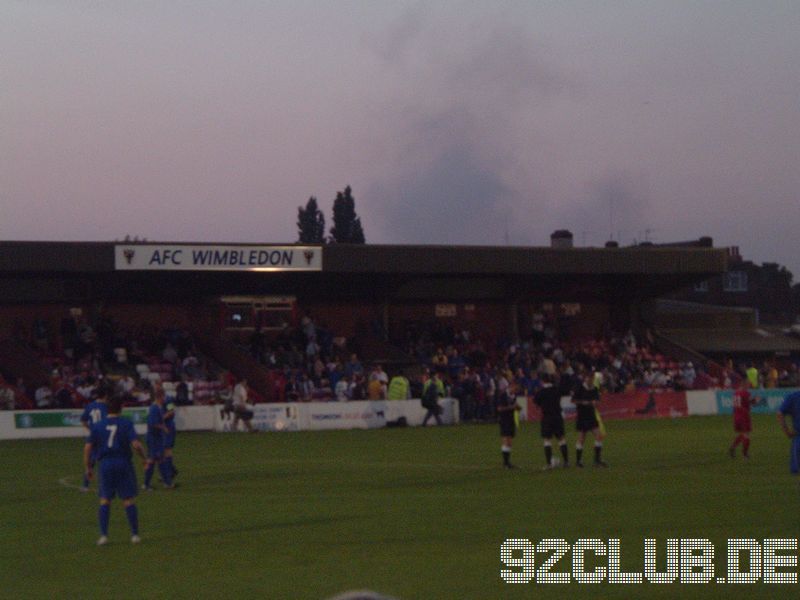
{"left": 729, "top": 379, "right": 760, "bottom": 458}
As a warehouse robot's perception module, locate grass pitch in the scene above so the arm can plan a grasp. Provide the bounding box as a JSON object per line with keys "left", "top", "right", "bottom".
{"left": 1, "top": 415, "right": 798, "bottom": 599}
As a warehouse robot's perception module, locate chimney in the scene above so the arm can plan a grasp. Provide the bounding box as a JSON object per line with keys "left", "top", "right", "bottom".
{"left": 550, "top": 229, "right": 573, "bottom": 249}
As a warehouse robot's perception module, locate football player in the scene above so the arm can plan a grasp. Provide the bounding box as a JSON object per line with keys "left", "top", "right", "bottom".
{"left": 84, "top": 393, "right": 147, "bottom": 545}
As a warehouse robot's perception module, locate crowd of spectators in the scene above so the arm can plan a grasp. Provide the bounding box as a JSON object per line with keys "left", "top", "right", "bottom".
{"left": 4, "top": 308, "right": 800, "bottom": 411}
{"left": 1, "top": 313, "right": 228, "bottom": 410}
{"left": 386, "top": 312, "right": 800, "bottom": 421}
{"left": 243, "top": 312, "right": 395, "bottom": 403}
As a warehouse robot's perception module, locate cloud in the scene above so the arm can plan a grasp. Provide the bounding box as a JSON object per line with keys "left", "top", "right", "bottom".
{"left": 565, "top": 171, "right": 652, "bottom": 245}
{"left": 363, "top": 10, "right": 570, "bottom": 245}
{"left": 368, "top": 138, "right": 512, "bottom": 245}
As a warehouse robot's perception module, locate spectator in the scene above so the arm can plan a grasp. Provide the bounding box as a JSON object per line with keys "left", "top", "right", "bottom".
{"left": 368, "top": 364, "right": 388, "bottom": 399}
{"left": 232, "top": 378, "right": 255, "bottom": 432}
{"left": 116, "top": 374, "right": 135, "bottom": 394}
{"left": 421, "top": 372, "right": 444, "bottom": 426}
{"left": 175, "top": 380, "right": 190, "bottom": 406}
{"left": 181, "top": 354, "right": 202, "bottom": 379}
{"left": 76, "top": 376, "right": 97, "bottom": 404}
{"left": 162, "top": 342, "right": 178, "bottom": 366}
{"left": 387, "top": 370, "right": 411, "bottom": 401}
{"left": 284, "top": 373, "right": 300, "bottom": 402}
{"left": 311, "top": 378, "right": 333, "bottom": 401}
{"left": 35, "top": 384, "right": 53, "bottom": 408}
{"left": 335, "top": 374, "right": 351, "bottom": 402}
{"left": 298, "top": 373, "right": 314, "bottom": 402}
{"left": 367, "top": 374, "right": 384, "bottom": 400}
{"left": 681, "top": 362, "right": 697, "bottom": 389}
{"left": 344, "top": 354, "right": 364, "bottom": 379}
{"left": 447, "top": 349, "right": 466, "bottom": 379}
{"left": 765, "top": 362, "right": 779, "bottom": 388}
{"left": 0, "top": 376, "right": 15, "bottom": 410}
{"left": 349, "top": 374, "right": 367, "bottom": 401}
{"left": 301, "top": 314, "right": 316, "bottom": 342}
{"left": 431, "top": 348, "right": 448, "bottom": 371}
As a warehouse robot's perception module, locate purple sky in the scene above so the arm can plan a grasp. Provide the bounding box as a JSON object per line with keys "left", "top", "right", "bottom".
{"left": 3, "top": 2, "right": 799, "bottom": 276}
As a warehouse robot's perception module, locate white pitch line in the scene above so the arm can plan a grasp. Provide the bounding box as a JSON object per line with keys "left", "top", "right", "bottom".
{"left": 58, "top": 476, "right": 85, "bottom": 490}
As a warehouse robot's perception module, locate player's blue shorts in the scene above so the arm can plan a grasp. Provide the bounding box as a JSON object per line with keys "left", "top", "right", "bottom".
{"left": 98, "top": 458, "right": 138, "bottom": 500}
{"left": 790, "top": 436, "right": 800, "bottom": 475}
{"left": 146, "top": 434, "right": 164, "bottom": 459}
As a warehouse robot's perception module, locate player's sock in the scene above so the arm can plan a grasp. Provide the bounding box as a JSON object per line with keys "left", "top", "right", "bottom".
{"left": 742, "top": 437, "right": 750, "bottom": 457}
{"left": 544, "top": 443, "right": 553, "bottom": 466}
{"left": 144, "top": 463, "right": 155, "bottom": 488}
{"left": 575, "top": 444, "right": 583, "bottom": 465}
{"left": 98, "top": 504, "right": 110, "bottom": 536}
{"left": 82, "top": 474, "right": 90, "bottom": 489}
{"left": 560, "top": 442, "right": 569, "bottom": 464}
{"left": 158, "top": 461, "right": 173, "bottom": 486}
{"left": 502, "top": 445, "right": 511, "bottom": 466}
{"left": 125, "top": 504, "right": 139, "bottom": 536}
{"left": 594, "top": 442, "right": 603, "bottom": 464}
{"left": 732, "top": 434, "right": 743, "bottom": 448}
{"left": 791, "top": 436, "right": 800, "bottom": 474}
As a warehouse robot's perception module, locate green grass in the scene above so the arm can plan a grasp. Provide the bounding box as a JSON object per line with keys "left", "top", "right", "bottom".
{"left": 1, "top": 416, "right": 798, "bottom": 599}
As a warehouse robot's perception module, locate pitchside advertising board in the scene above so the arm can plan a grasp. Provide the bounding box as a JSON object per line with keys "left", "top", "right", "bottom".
{"left": 5, "top": 407, "right": 149, "bottom": 439}
{"left": 15, "top": 408, "right": 148, "bottom": 429}
{"left": 214, "top": 403, "right": 301, "bottom": 432}
{"left": 304, "top": 400, "right": 387, "bottom": 431}
{"left": 716, "top": 388, "right": 800, "bottom": 415}
{"left": 527, "top": 390, "right": 689, "bottom": 422}
{"left": 114, "top": 244, "right": 322, "bottom": 271}
{"left": 212, "top": 401, "right": 388, "bottom": 432}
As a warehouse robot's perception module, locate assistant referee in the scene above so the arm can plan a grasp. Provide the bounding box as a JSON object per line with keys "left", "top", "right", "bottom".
{"left": 534, "top": 373, "right": 569, "bottom": 469}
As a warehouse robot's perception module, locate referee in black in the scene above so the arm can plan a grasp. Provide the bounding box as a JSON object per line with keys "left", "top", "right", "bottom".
{"left": 572, "top": 371, "right": 607, "bottom": 467}
{"left": 534, "top": 373, "right": 569, "bottom": 469}
{"left": 496, "top": 381, "right": 521, "bottom": 468}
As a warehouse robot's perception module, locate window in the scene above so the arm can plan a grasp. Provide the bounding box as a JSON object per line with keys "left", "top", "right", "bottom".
{"left": 693, "top": 280, "right": 709, "bottom": 293}
{"left": 221, "top": 296, "right": 297, "bottom": 330}
{"left": 723, "top": 271, "right": 748, "bottom": 292}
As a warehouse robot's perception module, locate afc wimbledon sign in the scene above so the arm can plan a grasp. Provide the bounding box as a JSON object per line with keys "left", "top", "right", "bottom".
{"left": 115, "top": 244, "right": 322, "bottom": 272}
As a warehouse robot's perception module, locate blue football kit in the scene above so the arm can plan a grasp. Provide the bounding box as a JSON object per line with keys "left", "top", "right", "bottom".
{"left": 164, "top": 400, "right": 176, "bottom": 449}
{"left": 81, "top": 400, "right": 109, "bottom": 428}
{"left": 87, "top": 415, "right": 141, "bottom": 542}
{"left": 80, "top": 400, "right": 109, "bottom": 488}
{"left": 88, "top": 416, "right": 139, "bottom": 500}
{"left": 146, "top": 402, "right": 165, "bottom": 459}
{"left": 143, "top": 401, "right": 174, "bottom": 489}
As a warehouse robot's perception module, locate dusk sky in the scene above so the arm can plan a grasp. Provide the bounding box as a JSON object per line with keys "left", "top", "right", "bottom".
{"left": 3, "top": 2, "right": 799, "bottom": 275}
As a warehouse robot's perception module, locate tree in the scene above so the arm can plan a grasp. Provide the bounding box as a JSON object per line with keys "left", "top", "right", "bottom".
{"left": 297, "top": 196, "right": 325, "bottom": 243}
{"left": 329, "top": 185, "right": 365, "bottom": 244}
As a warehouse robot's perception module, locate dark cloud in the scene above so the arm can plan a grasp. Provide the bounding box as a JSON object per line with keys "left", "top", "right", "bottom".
{"left": 367, "top": 3, "right": 427, "bottom": 63}
{"left": 444, "top": 25, "right": 566, "bottom": 103}
{"left": 567, "top": 171, "right": 652, "bottom": 245}
{"left": 368, "top": 140, "right": 512, "bottom": 245}
{"left": 5, "top": 3, "right": 799, "bottom": 276}
{"left": 364, "top": 12, "right": 568, "bottom": 245}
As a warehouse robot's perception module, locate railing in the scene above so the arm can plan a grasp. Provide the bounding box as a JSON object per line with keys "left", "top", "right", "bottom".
{"left": 190, "top": 329, "right": 271, "bottom": 402}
